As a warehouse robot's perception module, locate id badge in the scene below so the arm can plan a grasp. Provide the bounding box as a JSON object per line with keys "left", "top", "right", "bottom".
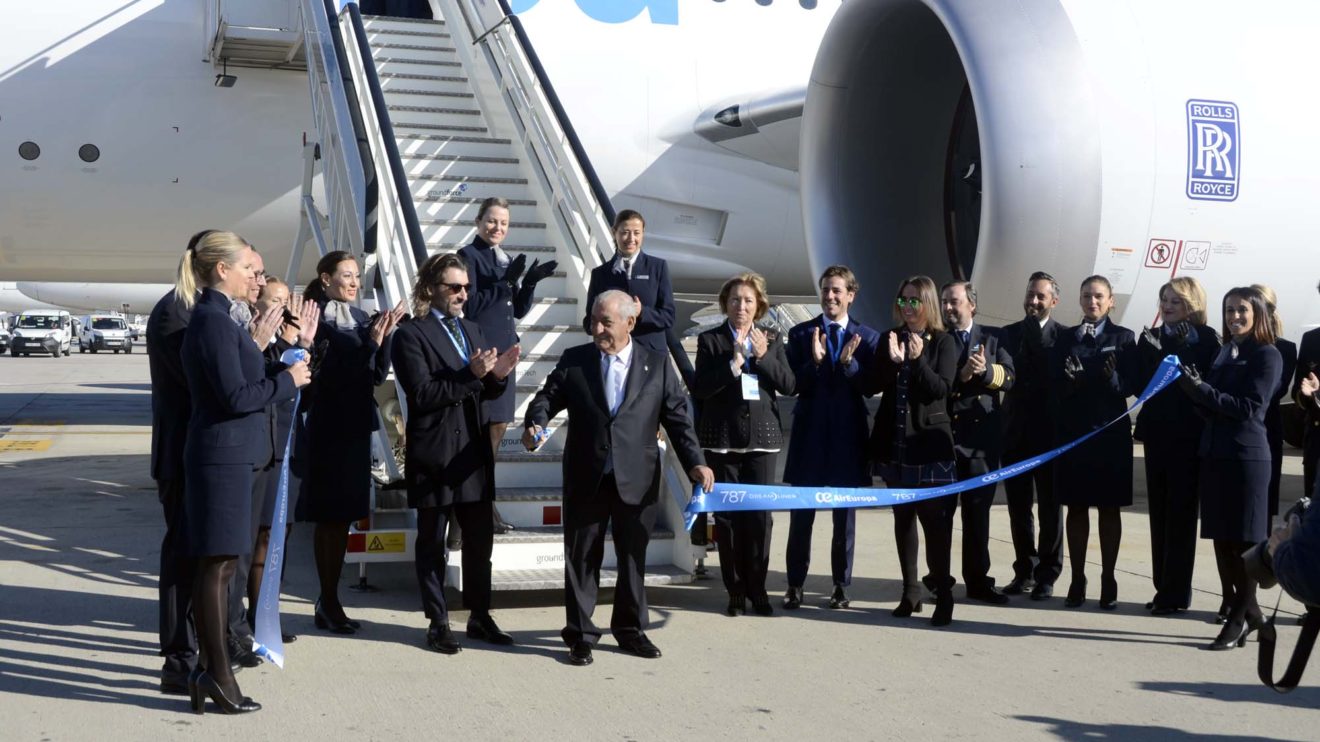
{"left": 741, "top": 373, "right": 761, "bottom": 401}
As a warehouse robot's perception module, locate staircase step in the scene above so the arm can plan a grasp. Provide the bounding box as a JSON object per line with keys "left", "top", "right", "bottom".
{"left": 403, "top": 152, "right": 521, "bottom": 165}
{"left": 372, "top": 42, "right": 457, "bottom": 53}
{"left": 398, "top": 136, "right": 517, "bottom": 161}
{"left": 364, "top": 27, "right": 452, "bottom": 39}
{"left": 488, "top": 565, "right": 694, "bottom": 591}
{"left": 411, "top": 178, "right": 534, "bottom": 203}
{"left": 374, "top": 56, "right": 461, "bottom": 69}
{"left": 400, "top": 133, "right": 513, "bottom": 146}
{"left": 362, "top": 15, "right": 447, "bottom": 27}
{"left": 495, "top": 525, "right": 676, "bottom": 545}
{"left": 388, "top": 103, "right": 481, "bottom": 116}
{"left": 403, "top": 153, "right": 523, "bottom": 180}
{"left": 394, "top": 120, "right": 490, "bottom": 134}
{"left": 378, "top": 72, "right": 471, "bottom": 95}
{"left": 381, "top": 88, "right": 474, "bottom": 101}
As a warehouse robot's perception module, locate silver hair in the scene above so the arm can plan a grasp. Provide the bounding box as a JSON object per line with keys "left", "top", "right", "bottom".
{"left": 593, "top": 289, "right": 639, "bottom": 320}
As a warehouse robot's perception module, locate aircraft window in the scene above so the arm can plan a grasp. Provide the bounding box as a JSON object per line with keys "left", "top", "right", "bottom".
{"left": 79, "top": 144, "right": 101, "bottom": 163}
{"left": 92, "top": 318, "right": 126, "bottom": 330}
{"left": 18, "top": 316, "right": 57, "bottom": 329}
{"left": 19, "top": 141, "right": 40, "bottom": 160}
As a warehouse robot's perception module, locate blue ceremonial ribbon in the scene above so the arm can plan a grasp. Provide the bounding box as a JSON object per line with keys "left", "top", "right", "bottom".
{"left": 252, "top": 348, "right": 308, "bottom": 668}
{"left": 682, "top": 354, "right": 1185, "bottom": 532}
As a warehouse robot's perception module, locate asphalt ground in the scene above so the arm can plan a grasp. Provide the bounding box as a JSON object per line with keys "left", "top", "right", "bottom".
{"left": 0, "top": 347, "right": 1315, "bottom": 740}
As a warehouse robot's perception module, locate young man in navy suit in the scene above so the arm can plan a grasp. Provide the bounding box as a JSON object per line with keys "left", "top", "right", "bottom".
{"left": 781, "top": 266, "right": 881, "bottom": 610}
{"left": 940, "top": 281, "right": 1014, "bottom": 604}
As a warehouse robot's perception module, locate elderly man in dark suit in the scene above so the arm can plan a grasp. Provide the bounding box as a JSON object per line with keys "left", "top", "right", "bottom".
{"left": 940, "top": 280, "right": 1014, "bottom": 605}
{"left": 999, "top": 271, "right": 1065, "bottom": 599}
{"left": 780, "top": 266, "right": 881, "bottom": 610}
{"left": 524, "top": 289, "right": 713, "bottom": 667}
{"left": 392, "top": 253, "right": 520, "bottom": 654}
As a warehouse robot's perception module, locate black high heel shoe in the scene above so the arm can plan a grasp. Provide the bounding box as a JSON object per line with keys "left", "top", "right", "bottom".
{"left": 1099, "top": 575, "right": 1118, "bottom": 611}
{"left": 314, "top": 599, "right": 358, "bottom": 634}
{"left": 187, "top": 666, "right": 204, "bottom": 713}
{"left": 1203, "top": 619, "right": 1259, "bottom": 651}
{"left": 931, "top": 592, "right": 954, "bottom": 627}
{"left": 1064, "top": 578, "right": 1087, "bottom": 608}
{"left": 193, "top": 671, "right": 261, "bottom": 715}
{"left": 726, "top": 592, "right": 745, "bottom": 617}
{"left": 1213, "top": 601, "right": 1230, "bottom": 625}
{"left": 892, "top": 596, "right": 924, "bottom": 618}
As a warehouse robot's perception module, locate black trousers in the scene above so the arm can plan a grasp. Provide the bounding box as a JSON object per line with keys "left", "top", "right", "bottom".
{"left": 785, "top": 507, "right": 855, "bottom": 588}
{"left": 707, "top": 451, "right": 776, "bottom": 601}
{"left": 562, "top": 474, "right": 658, "bottom": 646}
{"left": 1303, "top": 431, "right": 1319, "bottom": 499}
{"left": 1003, "top": 446, "right": 1063, "bottom": 586}
{"left": 157, "top": 478, "right": 196, "bottom": 678}
{"left": 1146, "top": 446, "right": 1200, "bottom": 609}
{"left": 415, "top": 502, "right": 494, "bottom": 627}
{"left": 950, "top": 455, "right": 995, "bottom": 592}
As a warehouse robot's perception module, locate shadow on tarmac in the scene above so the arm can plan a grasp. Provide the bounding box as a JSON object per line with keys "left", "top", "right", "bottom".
{"left": 1015, "top": 714, "right": 1305, "bottom": 741}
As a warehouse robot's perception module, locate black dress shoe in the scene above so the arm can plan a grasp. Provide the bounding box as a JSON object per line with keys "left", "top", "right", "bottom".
{"left": 967, "top": 586, "right": 1010, "bottom": 605}
{"left": 618, "top": 633, "right": 662, "bottom": 659}
{"left": 750, "top": 595, "right": 774, "bottom": 616}
{"left": 1150, "top": 605, "right": 1184, "bottom": 616}
{"left": 466, "top": 614, "right": 515, "bottom": 645}
{"left": 1030, "top": 583, "right": 1054, "bottom": 601}
{"left": 1002, "top": 577, "right": 1034, "bottom": 596}
{"left": 1064, "top": 579, "right": 1087, "bottom": 608}
{"left": 726, "top": 592, "right": 745, "bottom": 616}
{"left": 426, "top": 625, "right": 462, "bottom": 654}
{"left": 160, "top": 676, "right": 191, "bottom": 696}
{"left": 282, "top": 632, "right": 298, "bottom": 643}
{"left": 931, "top": 593, "right": 954, "bottom": 627}
{"left": 782, "top": 587, "right": 803, "bottom": 610}
{"left": 569, "top": 641, "right": 593, "bottom": 666}
{"left": 828, "top": 584, "right": 850, "bottom": 609}
{"left": 228, "top": 640, "right": 263, "bottom": 669}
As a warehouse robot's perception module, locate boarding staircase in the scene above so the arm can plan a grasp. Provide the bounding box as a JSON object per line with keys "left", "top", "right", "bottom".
{"left": 294, "top": 0, "right": 700, "bottom": 591}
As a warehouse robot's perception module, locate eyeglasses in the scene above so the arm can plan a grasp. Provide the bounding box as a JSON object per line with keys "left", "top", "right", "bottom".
{"left": 440, "top": 282, "right": 470, "bottom": 293}
{"left": 895, "top": 297, "right": 922, "bottom": 308}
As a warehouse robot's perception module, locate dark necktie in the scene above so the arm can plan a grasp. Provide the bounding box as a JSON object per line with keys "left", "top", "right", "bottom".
{"left": 443, "top": 316, "right": 468, "bottom": 358}
{"left": 828, "top": 323, "right": 842, "bottom": 363}
{"left": 957, "top": 329, "right": 970, "bottom": 362}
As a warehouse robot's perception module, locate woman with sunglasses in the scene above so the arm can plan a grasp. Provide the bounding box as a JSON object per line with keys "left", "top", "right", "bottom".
{"left": 1179, "top": 286, "right": 1282, "bottom": 650}
{"left": 1051, "top": 275, "right": 1136, "bottom": 610}
{"left": 869, "top": 276, "right": 958, "bottom": 626}
{"left": 297, "top": 251, "right": 406, "bottom": 634}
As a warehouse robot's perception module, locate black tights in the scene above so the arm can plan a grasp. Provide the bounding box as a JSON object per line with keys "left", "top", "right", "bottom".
{"left": 1065, "top": 506, "right": 1122, "bottom": 582}
{"left": 313, "top": 521, "right": 351, "bottom": 620}
{"left": 248, "top": 525, "right": 293, "bottom": 627}
{"left": 1213, "top": 539, "right": 1260, "bottom": 626}
{"left": 194, "top": 556, "right": 240, "bottom": 694}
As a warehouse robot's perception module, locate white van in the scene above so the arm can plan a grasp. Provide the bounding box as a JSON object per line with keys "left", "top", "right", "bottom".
{"left": 78, "top": 313, "right": 134, "bottom": 354}
{"left": 10, "top": 309, "right": 73, "bottom": 357}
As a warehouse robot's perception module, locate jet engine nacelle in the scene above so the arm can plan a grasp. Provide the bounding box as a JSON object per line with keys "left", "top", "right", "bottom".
{"left": 802, "top": 0, "right": 1320, "bottom": 335}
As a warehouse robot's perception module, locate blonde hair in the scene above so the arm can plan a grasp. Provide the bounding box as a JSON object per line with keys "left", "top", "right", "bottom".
{"left": 892, "top": 275, "right": 944, "bottom": 332}
{"left": 1251, "top": 283, "right": 1283, "bottom": 337}
{"left": 1160, "top": 276, "right": 1208, "bottom": 326}
{"left": 174, "top": 230, "right": 252, "bottom": 309}
{"left": 718, "top": 272, "right": 770, "bottom": 322}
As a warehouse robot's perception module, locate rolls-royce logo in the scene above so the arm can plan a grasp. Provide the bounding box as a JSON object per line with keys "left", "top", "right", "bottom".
{"left": 1186, "top": 99, "right": 1240, "bottom": 202}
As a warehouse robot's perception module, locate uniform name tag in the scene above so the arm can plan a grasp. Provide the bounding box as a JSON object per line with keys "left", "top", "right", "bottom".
{"left": 741, "top": 373, "right": 761, "bottom": 401}
{"left": 634, "top": 274, "right": 650, "bottom": 280}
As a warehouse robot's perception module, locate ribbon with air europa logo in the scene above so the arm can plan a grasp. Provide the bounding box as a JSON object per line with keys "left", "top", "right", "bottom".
{"left": 252, "top": 348, "right": 308, "bottom": 668}
{"left": 683, "top": 354, "right": 1184, "bottom": 532}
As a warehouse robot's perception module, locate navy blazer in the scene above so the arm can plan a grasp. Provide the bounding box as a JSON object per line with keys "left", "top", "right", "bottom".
{"left": 147, "top": 290, "right": 193, "bottom": 482}
{"left": 999, "top": 317, "right": 1062, "bottom": 455}
{"left": 583, "top": 252, "right": 675, "bottom": 354}
{"left": 947, "top": 323, "right": 1015, "bottom": 461}
{"left": 691, "top": 323, "right": 796, "bottom": 451}
{"left": 391, "top": 314, "right": 505, "bottom": 508}
{"left": 457, "top": 236, "right": 537, "bottom": 352}
{"left": 1051, "top": 319, "right": 1137, "bottom": 443}
{"left": 181, "top": 289, "right": 297, "bottom": 466}
{"left": 781, "top": 315, "right": 881, "bottom": 487}
{"left": 1133, "top": 323, "right": 1221, "bottom": 454}
{"left": 524, "top": 341, "right": 704, "bottom": 506}
{"left": 1294, "top": 327, "right": 1320, "bottom": 442}
{"left": 1185, "top": 339, "right": 1282, "bottom": 461}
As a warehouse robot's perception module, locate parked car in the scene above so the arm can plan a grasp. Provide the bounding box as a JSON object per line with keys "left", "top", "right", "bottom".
{"left": 10, "top": 309, "right": 72, "bottom": 357}
{"left": 78, "top": 314, "right": 134, "bottom": 354}
{"left": 0, "top": 324, "right": 10, "bottom": 353}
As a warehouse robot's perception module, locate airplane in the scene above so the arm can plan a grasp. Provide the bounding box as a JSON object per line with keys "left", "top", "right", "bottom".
{"left": 2, "top": 0, "right": 1317, "bottom": 339}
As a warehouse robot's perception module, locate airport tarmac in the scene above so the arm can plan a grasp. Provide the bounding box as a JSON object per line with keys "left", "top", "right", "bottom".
{"left": 0, "top": 348, "right": 1316, "bottom": 741}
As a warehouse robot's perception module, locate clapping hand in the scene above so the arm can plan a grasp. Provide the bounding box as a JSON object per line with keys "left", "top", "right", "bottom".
{"left": 1140, "top": 326, "right": 1162, "bottom": 352}
{"left": 1299, "top": 371, "right": 1318, "bottom": 401}
{"left": 812, "top": 327, "right": 828, "bottom": 365}
{"left": 1169, "top": 321, "right": 1192, "bottom": 346}
{"left": 523, "top": 258, "right": 557, "bottom": 287}
{"left": 749, "top": 327, "right": 769, "bottom": 359}
{"left": 469, "top": 347, "right": 499, "bottom": 378}
{"left": 1176, "top": 362, "right": 1202, "bottom": 393}
{"left": 1102, "top": 352, "right": 1118, "bottom": 380}
{"left": 369, "top": 301, "right": 407, "bottom": 346}
{"left": 502, "top": 253, "right": 527, "bottom": 285}
{"left": 250, "top": 305, "right": 284, "bottom": 351}
{"left": 1063, "top": 354, "right": 1084, "bottom": 382}
{"left": 838, "top": 333, "right": 861, "bottom": 366}
{"left": 907, "top": 333, "right": 924, "bottom": 361}
{"left": 491, "top": 344, "right": 521, "bottom": 380}
{"left": 295, "top": 296, "right": 321, "bottom": 349}
{"left": 887, "top": 332, "right": 904, "bottom": 364}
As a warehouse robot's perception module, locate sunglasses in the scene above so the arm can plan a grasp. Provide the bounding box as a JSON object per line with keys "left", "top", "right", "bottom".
{"left": 895, "top": 297, "right": 922, "bottom": 308}
{"left": 441, "top": 282, "right": 471, "bottom": 293}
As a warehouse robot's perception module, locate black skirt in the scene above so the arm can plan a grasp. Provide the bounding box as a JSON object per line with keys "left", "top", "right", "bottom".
{"left": 1199, "top": 457, "right": 1271, "bottom": 542}
{"left": 185, "top": 463, "right": 256, "bottom": 556}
